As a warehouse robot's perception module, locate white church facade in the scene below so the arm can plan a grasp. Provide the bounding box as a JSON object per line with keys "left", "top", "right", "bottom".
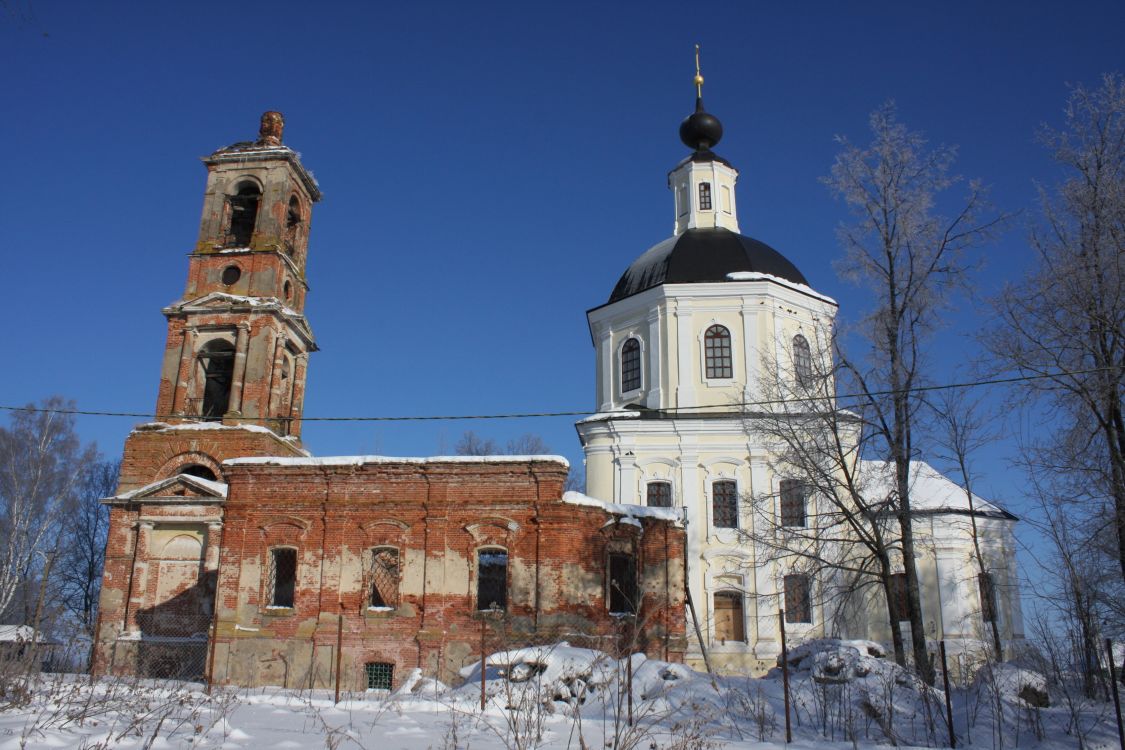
{"left": 576, "top": 76, "right": 1024, "bottom": 674}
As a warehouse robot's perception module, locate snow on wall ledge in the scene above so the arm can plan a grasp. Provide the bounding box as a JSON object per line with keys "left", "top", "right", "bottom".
{"left": 223, "top": 454, "right": 571, "bottom": 468}
{"left": 562, "top": 491, "right": 683, "bottom": 526}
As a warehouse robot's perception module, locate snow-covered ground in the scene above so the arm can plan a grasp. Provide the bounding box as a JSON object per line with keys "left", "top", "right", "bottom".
{"left": 0, "top": 640, "right": 1120, "bottom": 749}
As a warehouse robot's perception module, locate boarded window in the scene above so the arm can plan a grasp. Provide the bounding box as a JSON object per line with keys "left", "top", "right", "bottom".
{"left": 369, "top": 547, "right": 400, "bottom": 608}
{"left": 364, "top": 661, "right": 393, "bottom": 690}
{"left": 477, "top": 549, "right": 507, "bottom": 611}
{"left": 784, "top": 574, "right": 811, "bottom": 624}
{"left": 646, "top": 481, "right": 672, "bottom": 508}
{"left": 979, "top": 572, "right": 997, "bottom": 623}
{"left": 228, "top": 182, "right": 261, "bottom": 247}
{"left": 793, "top": 334, "right": 812, "bottom": 387}
{"left": 621, "top": 338, "right": 641, "bottom": 392}
{"left": 780, "top": 480, "right": 807, "bottom": 527}
{"left": 712, "top": 480, "right": 738, "bottom": 529}
{"left": 890, "top": 572, "right": 909, "bottom": 622}
{"left": 268, "top": 548, "right": 297, "bottom": 608}
{"left": 704, "top": 325, "right": 732, "bottom": 379}
{"left": 714, "top": 591, "right": 745, "bottom": 643}
{"left": 199, "top": 339, "right": 235, "bottom": 420}
{"left": 698, "top": 182, "right": 713, "bottom": 210}
{"left": 608, "top": 553, "right": 637, "bottom": 614}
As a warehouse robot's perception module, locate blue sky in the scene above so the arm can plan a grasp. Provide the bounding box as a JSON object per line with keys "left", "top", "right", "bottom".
{"left": 1, "top": 0, "right": 1122, "bottom": 525}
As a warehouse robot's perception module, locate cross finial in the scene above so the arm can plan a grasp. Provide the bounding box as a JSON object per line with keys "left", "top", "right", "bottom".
{"left": 693, "top": 44, "right": 704, "bottom": 98}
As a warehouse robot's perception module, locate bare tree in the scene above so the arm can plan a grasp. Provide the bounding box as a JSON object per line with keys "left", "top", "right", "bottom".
{"left": 824, "top": 103, "right": 1003, "bottom": 683}
{"left": 0, "top": 398, "right": 97, "bottom": 622}
{"left": 57, "top": 459, "right": 118, "bottom": 636}
{"left": 455, "top": 430, "right": 500, "bottom": 456}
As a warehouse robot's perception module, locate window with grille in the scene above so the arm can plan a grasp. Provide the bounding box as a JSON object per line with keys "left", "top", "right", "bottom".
{"left": 890, "top": 572, "right": 909, "bottom": 622}
{"left": 780, "top": 479, "right": 807, "bottom": 527}
{"left": 621, "top": 338, "right": 641, "bottom": 392}
{"left": 979, "top": 572, "right": 997, "bottom": 623}
{"left": 268, "top": 548, "right": 297, "bottom": 608}
{"left": 608, "top": 553, "right": 637, "bottom": 614}
{"left": 704, "top": 325, "right": 732, "bottom": 379}
{"left": 714, "top": 591, "right": 745, "bottom": 643}
{"left": 477, "top": 548, "right": 508, "bottom": 611}
{"left": 712, "top": 480, "right": 738, "bottom": 529}
{"left": 646, "top": 481, "right": 672, "bottom": 508}
{"left": 368, "top": 547, "right": 400, "bottom": 609}
{"left": 698, "top": 182, "right": 713, "bottom": 210}
{"left": 793, "top": 334, "right": 812, "bottom": 387}
{"left": 784, "top": 574, "right": 811, "bottom": 624}
{"left": 364, "top": 661, "right": 394, "bottom": 691}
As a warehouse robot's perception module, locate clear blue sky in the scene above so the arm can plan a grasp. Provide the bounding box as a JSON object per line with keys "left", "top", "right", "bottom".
{"left": 1, "top": 0, "right": 1122, "bottom": 522}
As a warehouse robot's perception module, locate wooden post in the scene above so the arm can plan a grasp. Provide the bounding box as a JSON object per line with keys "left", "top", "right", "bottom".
{"left": 940, "top": 641, "right": 956, "bottom": 748}
{"left": 1107, "top": 638, "right": 1124, "bottom": 750}
{"left": 333, "top": 605, "right": 344, "bottom": 704}
{"left": 480, "top": 617, "right": 487, "bottom": 710}
{"left": 779, "top": 609, "right": 792, "bottom": 744}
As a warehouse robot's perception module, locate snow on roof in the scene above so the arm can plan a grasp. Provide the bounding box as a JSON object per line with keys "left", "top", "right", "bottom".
{"left": 859, "top": 460, "right": 1011, "bottom": 517}
{"left": 562, "top": 491, "right": 683, "bottom": 525}
{"left": 575, "top": 410, "right": 642, "bottom": 424}
{"left": 110, "top": 473, "right": 228, "bottom": 501}
{"left": 224, "top": 454, "right": 570, "bottom": 468}
{"left": 133, "top": 421, "right": 280, "bottom": 437}
{"left": 168, "top": 292, "right": 302, "bottom": 319}
{"left": 725, "top": 271, "right": 838, "bottom": 305}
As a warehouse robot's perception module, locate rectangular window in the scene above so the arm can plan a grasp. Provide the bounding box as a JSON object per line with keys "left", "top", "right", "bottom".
{"left": 269, "top": 548, "right": 297, "bottom": 608}
{"left": 369, "top": 547, "right": 400, "bottom": 609}
{"left": 698, "top": 182, "right": 713, "bottom": 210}
{"left": 646, "top": 481, "right": 672, "bottom": 508}
{"left": 712, "top": 480, "right": 738, "bottom": 529}
{"left": 784, "top": 574, "right": 811, "bottom": 624}
{"left": 477, "top": 549, "right": 508, "bottom": 611}
{"left": 890, "top": 572, "right": 909, "bottom": 622}
{"left": 364, "top": 661, "right": 394, "bottom": 691}
{"left": 780, "top": 479, "right": 807, "bottom": 527}
{"left": 714, "top": 592, "right": 745, "bottom": 643}
{"left": 979, "top": 572, "right": 997, "bottom": 623}
{"left": 608, "top": 553, "right": 637, "bottom": 614}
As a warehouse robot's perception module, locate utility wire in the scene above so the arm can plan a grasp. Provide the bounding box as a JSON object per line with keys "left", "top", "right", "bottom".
{"left": 1, "top": 365, "right": 1119, "bottom": 424}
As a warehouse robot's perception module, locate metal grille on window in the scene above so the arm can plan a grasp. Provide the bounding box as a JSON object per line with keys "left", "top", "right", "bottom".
{"left": 646, "top": 481, "right": 672, "bottom": 508}
{"left": 704, "top": 325, "right": 732, "bottom": 379}
{"left": 698, "top": 182, "right": 713, "bottom": 210}
{"left": 714, "top": 591, "right": 745, "bottom": 642}
{"left": 364, "top": 661, "right": 394, "bottom": 690}
{"left": 269, "top": 548, "right": 296, "bottom": 608}
{"left": 784, "top": 574, "right": 811, "bottom": 624}
{"left": 793, "top": 334, "right": 813, "bottom": 387}
{"left": 621, "top": 338, "right": 641, "bottom": 392}
{"left": 780, "top": 479, "right": 807, "bottom": 527}
{"left": 712, "top": 480, "right": 738, "bottom": 529}
{"left": 608, "top": 553, "right": 637, "bottom": 614}
{"left": 369, "top": 547, "right": 400, "bottom": 608}
{"left": 477, "top": 549, "right": 508, "bottom": 610}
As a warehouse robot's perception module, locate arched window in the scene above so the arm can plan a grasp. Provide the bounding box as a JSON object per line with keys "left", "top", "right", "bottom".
{"left": 793, "top": 334, "right": 812, "bottom": 387}
{"left": 780, "top": 479, "right": 807, "bottom": 527}
{"left": 646, "top": 481, "right": 672, "bottom": 508}
{"left": 267, "top": 547, "right": 297, "bottom": 609}
{"left": 712, "top": 480, "right": 738, "bottom": 529}
{"left": 784, "top": 573, "right": 811, "bottom": 624}
{"left": 177, "top": 464, "right": 217, "bottom": 482}
{"left": 608, "top": 552, "right": 637, "bottom": 614}
{"left": 228, "top": 181, "right": 261, "bottom": 247}
{"left": 621, "top": 338, "right": 641, "bottom": 392}
{"left": 714, "top": 591, "right": 745, "bottom": 642}
{"left": 285, "top": 195, "right": 302, "bottom": 256}
{"left": 704, "top": 325, "right": 732, "bottom": 379}
{"left": 476, "top": 548, "right": 508, "bottom": 611}
{"left": 368, "top": 547, "right": 400, "bottom": 609}
{"left": 198, "top": 339, "right": 236, "bottom": 420}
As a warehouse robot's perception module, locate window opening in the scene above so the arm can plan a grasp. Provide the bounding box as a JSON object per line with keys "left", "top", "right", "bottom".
{"left": 268, "top": 548, "right": 297, "bottom": 608}
{"left": 784, "top": 574, "right": 811, "bottom": 624}
{"left": 621, "top": 338, "right": 641, "bottom": 392}
{"left": 477, "top": 548, "right": 508, "bottom": 610}
{"left": 364, "top": 661, "right": 394, "bottom": 691}
{"left": 979, "top": 572, "right": 997, "bottom": 623}
{"left": 228, "top": 182, "right": 261, "bottom": 247}
{"left": 368, "top": 547, "right": 400, "bottom": 609}
{"left": 608, "top": 553, "right": 637, "bottom": 614}
{"left": 793, "top": 334, "right": 812, "bottom": 387}
{"left": 285, "top": 196, "right": 302, "bottom": 256}
{"left": 890, "top": 572, "right": 909, "bottom": 622}
{"left": 698, "top": 182, "right": 713, "bottom": 211}
{"left": 780, "top": 479, "right": 807, "bottom": 527}
{"left": 178, "top": 464, "right": 217, "bottom": 482}
{"left": 704, "top": 325, "right": 732, "bottom": 379}
{"left": 714, "top": 591, "right": 745, "bottom": 643}
{"left": 646, "top": 481, "right": 672, "bottom": 508}
{"left": 198, "top": 339, "right": 236, "bottom": 420}
{"left": 712, "top": 480, "right": 738, "bottom": 529}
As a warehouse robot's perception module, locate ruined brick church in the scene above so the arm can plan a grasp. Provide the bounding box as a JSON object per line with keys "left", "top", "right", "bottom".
{"left": 93, "top": 112, "right": 687, "bottom": 690}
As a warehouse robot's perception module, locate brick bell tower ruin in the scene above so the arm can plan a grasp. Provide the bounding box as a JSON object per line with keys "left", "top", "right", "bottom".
{"left": 95, "top": 113, "right": 322, "bottom": 676}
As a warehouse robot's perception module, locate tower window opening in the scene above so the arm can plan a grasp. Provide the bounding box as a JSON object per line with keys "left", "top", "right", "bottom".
{"left": 227, "top": 182, "right": 261, "bottom": 247}
{"left": 646, "top": 481, "right": 672, "bottom": 508}
{"left": 621, "top": 338, "right": 641, "bottom": 392}
{"left": 285, "top": 196, "right": 302, "bottom": 256}
{"left": 221, "top": 265, "right": 241, "bottom": 286}
{"left": 698, "top": 182, "right": 713, "bottom": 211}
{"left": 476, "top": 548, "right": 508, "bottom": 611}
{"left": 198, "top": 339, "right": 236, "bottom": 420}
{"left": 712, "top": 480, "right": 738, "bottom": 529}
{"left": 704, "top": 325, "right": 732, "bottom": 379}
{"left": 793, "top": 334, "right": 813, "bottom": 387}
{"left": 267, "top": 547, "right": 297, "bottom": 609}
{"left": 608, "top": 552, "right": 637, "bottom": 614}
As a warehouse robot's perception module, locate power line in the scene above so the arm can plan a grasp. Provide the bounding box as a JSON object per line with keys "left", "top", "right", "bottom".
{"left": 1, "top": 365, "right": 1119, "bottom": 424}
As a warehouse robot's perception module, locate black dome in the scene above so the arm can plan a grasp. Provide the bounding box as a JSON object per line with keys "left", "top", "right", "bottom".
{"left": 607, "top": 227, "right": 809, "bottom": 304}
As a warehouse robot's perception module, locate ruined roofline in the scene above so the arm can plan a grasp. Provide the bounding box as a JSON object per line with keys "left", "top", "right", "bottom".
{"left": 202, "top": 146, "right": 322, "bottom": 202}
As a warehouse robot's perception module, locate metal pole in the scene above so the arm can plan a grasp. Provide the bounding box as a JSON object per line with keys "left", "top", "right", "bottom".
{"left": 626, "top": 649, "right": 633, "bottom": 727}
{"left": 779, "top": 609, "right": 792, "bottom": 744}
{"left": 480, "top": 617, "right": 487, "bottom": 710}
{"left": 333, "top": 605, "right": 344, "bottom": 704}
{"left": 1107, "top": 638, "right": 1124, "bottom": 750}
{"left": 940, "top": 641, "right": 956, "bottom": 748}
